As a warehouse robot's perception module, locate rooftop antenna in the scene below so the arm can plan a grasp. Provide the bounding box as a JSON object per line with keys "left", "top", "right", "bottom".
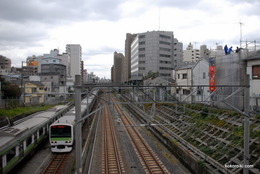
{"left": 158, "top": 8, "right": 161, "bottom": 31}
{"left": 239, "top": 20, "right": 244, "bottom": 48}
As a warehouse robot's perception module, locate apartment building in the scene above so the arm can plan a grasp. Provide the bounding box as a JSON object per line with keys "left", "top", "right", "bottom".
{"left": 183, "top": 43, "right": 200, "bottom": 62}
{"left": 40, "top": 56, "right": 66, "bottom": 93}
{"left": 130, "top": 31, "right": 183, "bottom": 82}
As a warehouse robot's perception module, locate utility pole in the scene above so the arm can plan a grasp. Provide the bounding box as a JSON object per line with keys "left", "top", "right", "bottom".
{"left": 243, "top": 75, "right": 250, "bottom": 174}
{"left": 75, "top": 75, "right": 82, "bottom": 174}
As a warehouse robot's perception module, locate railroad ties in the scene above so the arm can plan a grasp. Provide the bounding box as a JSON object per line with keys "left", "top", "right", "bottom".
{"left": 101, "top": 95, "right": 125, "bottom": 174}
{"left": 42, "top": 154, "right": 68, "bottom": 174}
{"left": 111, "top": 95, "right": 169, "bottom": 174}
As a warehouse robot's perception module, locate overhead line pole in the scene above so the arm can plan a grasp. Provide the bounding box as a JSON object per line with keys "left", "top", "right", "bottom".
{"left": 75, "top": 75, "right": 82, "bottom": 174}
{"left": 243, "top": 75, "right": 250, "bottom": 174}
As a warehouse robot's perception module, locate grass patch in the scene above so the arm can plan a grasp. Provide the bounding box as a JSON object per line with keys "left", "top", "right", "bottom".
{"left": 0, "top": 105, "right": 54, "bottom": 118}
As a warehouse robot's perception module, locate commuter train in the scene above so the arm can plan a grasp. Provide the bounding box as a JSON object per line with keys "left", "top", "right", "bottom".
{"left": 0, "top": 104, "right": 72, "bottom": 174}
{"left": 49, "top": 89, "right": 99, "bottom": 153}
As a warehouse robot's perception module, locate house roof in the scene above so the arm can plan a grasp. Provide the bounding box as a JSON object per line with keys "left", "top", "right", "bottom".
{"left": 25, "top": 81, "right": 44, "bottom": 86}
{"left": 244, "top": 50, "right": 260, "bottom": 61}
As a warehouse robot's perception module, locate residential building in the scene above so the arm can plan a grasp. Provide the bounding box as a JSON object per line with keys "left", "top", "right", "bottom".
{"left": 66, "top": 44, "right": 82, "bottom": 81}
{"left": 183, "top": 43, "right": 200, "bottom": 62}
{"left": 0, "top": 55, "right": 11, "bottom": 70}
{"left": 40, "top": 57, "right": 66, "bottom": 93}
{"left": 26, "top": 55, "right": 42, "bottom": 74}
{"left": 59, "top": 52, "right": 70, "bottom": 77}
{"left": 173, "top": 64, "right": 193, "bottom": 102}
{"left": 130, "top": 31, "right": 183, "bottom": 82}
{"left": 173, "top": 38, "right": 183, "bottom": 69}
{"left": 0, "top": 55, "right": 11, "bottom": 76}
{"left": 23, "top": 81, "right": 45, "bottom": 104}
{"left": 172, "top": 59, "right": 210, "bottom": 102}
{"left": 244, "top": 50, "right": 260, "bottom": 111}
{"left": 82, "top": 69, "right": 87, "bottom": 83}
{"left": 200, "top": 45, "right": 211, "bottom": 60}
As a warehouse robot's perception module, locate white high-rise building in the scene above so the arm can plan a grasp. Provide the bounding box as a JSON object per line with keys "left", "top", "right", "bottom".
{"left": 66, "top": 44, "right": 82, "bottom": 81}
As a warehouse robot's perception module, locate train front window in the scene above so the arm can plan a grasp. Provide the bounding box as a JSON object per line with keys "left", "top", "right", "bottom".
{"left": 51, "top": 125, "right": 71, "bottom": 138}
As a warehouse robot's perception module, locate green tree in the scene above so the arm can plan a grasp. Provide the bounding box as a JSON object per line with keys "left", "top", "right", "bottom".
{"left": 143, "top": 71, "right": 159, "bottom": 80}
{"left": 2, "top": 82, "right": 21, "bottom": 99}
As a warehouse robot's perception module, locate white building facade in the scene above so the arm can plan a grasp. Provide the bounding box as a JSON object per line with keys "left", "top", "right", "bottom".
{"left": 173, "top": 59, "right": 210, "bottom": 103}
{"left": 66, "top": 44, "right": 82, "bottom": 81}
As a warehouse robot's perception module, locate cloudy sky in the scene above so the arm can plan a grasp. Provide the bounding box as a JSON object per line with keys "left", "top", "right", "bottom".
{"left": 0, "top": 0, "right": 260, "bottom": 79}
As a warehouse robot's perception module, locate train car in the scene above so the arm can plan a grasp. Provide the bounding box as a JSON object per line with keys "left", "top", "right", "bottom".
{"left": 0, "top": 104, "right": 70, "bottom": 174}
{"left": 49, "top": 115, "right": 75, "bottom": 152}
{"left": 49, "top": 89, "right": 99, "bottom": 153}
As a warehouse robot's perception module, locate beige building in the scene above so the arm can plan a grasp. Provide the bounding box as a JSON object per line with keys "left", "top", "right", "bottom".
{"left": 183, "top": 43, "right": 200, "bottom": 62}
{"left": 23, "top": 81, "right": 45, "bottom": 104}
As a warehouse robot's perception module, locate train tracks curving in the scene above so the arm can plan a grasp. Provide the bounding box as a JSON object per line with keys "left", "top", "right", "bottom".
{"left": 101, "top": 95, "right": 125, "bottom": 174}
{"left": 42, "top": 154, "right": 68, "bottom": 174}
{"left": 111, "top": 95, "right": 169, "bottom": 174}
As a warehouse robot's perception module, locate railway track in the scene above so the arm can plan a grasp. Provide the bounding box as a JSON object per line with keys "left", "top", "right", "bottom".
{"left": 42, "top": 154, "right": 68, "bottom": 174}
{"left": 112, "top": 95, "right": 169, "bottom": 174}
{"left": 101, "top": 95, "right": 124, "bottom": 174}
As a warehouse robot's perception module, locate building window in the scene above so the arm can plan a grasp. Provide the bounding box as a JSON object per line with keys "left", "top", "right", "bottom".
{"left": 159, "top": 67, "right": 172, "bottom": 70}
{"left": 32, "top": 88, "right": 37, "bottom": 93}
{"left": 177, "top": 74, "right": 180, "bottom": 79}
{"left": 159, "top": 47, "right": 171, "bottom": 52}
{"left": 159, "top": 54, "right": 171, "bottom": 58}
{"left": 252, "top": 65, "right": 260, "bottom": 79}
{"left": 159, "top": 41, "right": 170, "bottom": 45}
{"left": 159, "top": 60, "right": 171, "bottom": 64}
{"left": 159, "top": 34, "right": 171, "bottom": 39}
{"left": 139, "top": 41, "right": 145, "bottom": 45}
{"left": 183, "top": 73, "right": 187, "bottom": 79}
{"left": 183, "top": 89, "right": 190, "bottom": 95}
{"left": 203, "top": 72, "right": 206, "bottom": 79}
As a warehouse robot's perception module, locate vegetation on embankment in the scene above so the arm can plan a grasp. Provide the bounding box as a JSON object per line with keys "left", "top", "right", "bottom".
{"left": 0, "top": 105, "right": 54, "bottom": 118}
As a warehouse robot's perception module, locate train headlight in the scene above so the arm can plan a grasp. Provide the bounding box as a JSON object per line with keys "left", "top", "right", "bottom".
{"left": 65, "top": 141, "right": 71, "bottom": 143}
{"left": 51, "top": 141, "right": 57, "bottom": 143}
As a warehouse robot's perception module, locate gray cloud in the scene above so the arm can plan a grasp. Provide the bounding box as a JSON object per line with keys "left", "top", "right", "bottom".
{"left": 0, "top": 0, "right": 125, "bottom": 23}
{"left": 153, "top": 0, "right": 200, "bottom": 9}
{"left": 0, "top": 19, "right": 48, "bottom": 50}
{"left": 226, "top": 0, "right": 260, "bottom": 16}
{"left": 84, "top": 46, "right": 123, "bottom": 57}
